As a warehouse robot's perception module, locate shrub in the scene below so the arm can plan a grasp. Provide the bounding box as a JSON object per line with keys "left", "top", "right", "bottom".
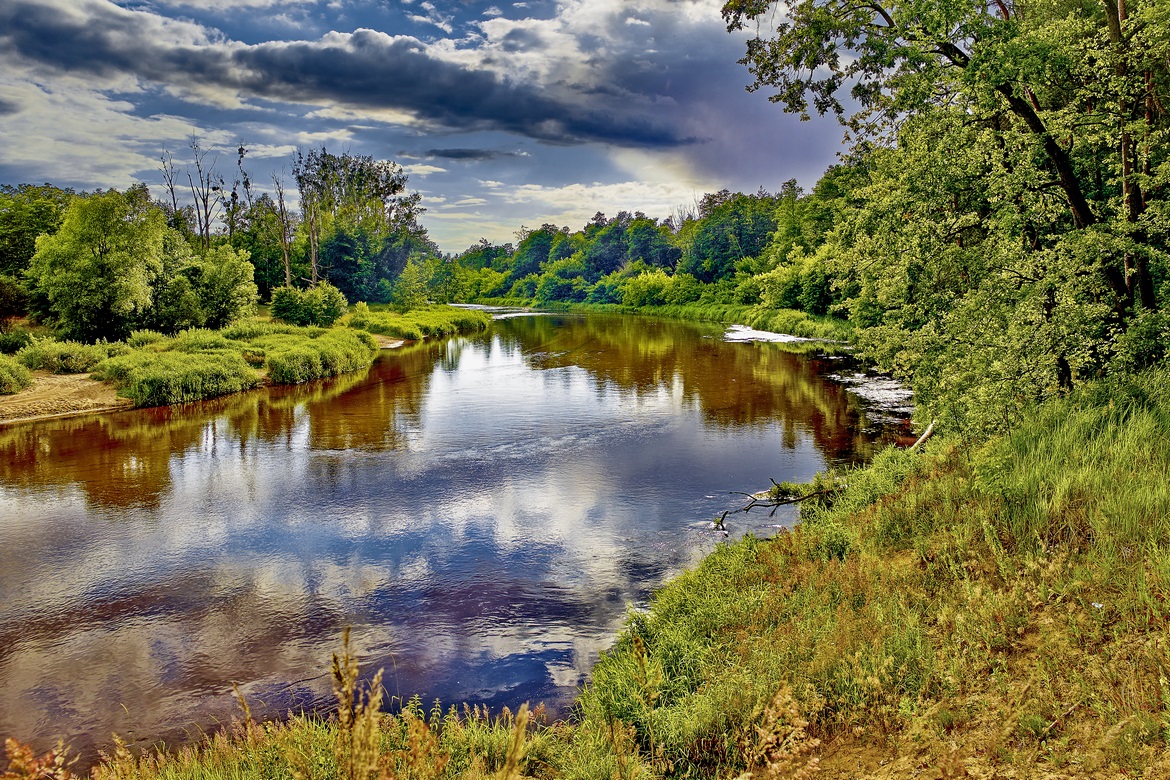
{"left": 127, "top": 330, "right": 166, "bottom": 348}
{"left": 270, "top": 286, "right": 305, "bottom": 325}
{"left": 94, "top": 350, "right": 260, "bottom": 406}
{"left": 16, "top": 338, "right": 110, "bottom": 373}
{"left": 0, "top": 354, "right": 32, "bottom": 394}
{"left": 303, "top": 282, "right": 348, "bottom": 326}
{"left": 0, "top": 327, "right": 33, "bottom": 354}
{"left": 270, "top": 283, "right": 349, "bottom": 327}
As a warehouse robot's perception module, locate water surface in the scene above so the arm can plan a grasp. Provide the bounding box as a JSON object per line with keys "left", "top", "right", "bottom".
{"left": 0, "top": 313, "right": 908, "bottom": 764}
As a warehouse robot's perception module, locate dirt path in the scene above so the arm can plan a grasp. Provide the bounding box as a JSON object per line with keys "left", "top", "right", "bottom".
{"left": 0, "top": 372, "right": 133, "bottom": 426}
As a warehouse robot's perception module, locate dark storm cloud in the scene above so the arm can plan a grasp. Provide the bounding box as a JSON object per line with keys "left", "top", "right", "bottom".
{"left": 426, "top": 148, "right": 522, "bottom": 161}
{"left": 0, "top": 0, "right": 690, "bottom": 148}
{"left": 0, "top": 98, "right": 20, "bottom": 117}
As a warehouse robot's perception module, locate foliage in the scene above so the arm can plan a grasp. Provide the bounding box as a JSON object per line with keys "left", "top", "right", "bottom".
{"left": 720, "top": 0, "right": 1170, "bottom": 433}
{"left": 0, "top": 183, "right": 73, "bottom": 278}
{"left": 26, "top": 185, "right": 165, "bottom": 342}
{"left": 270, "top": 282, "right": 349, "bottom": 327}
{"left": 391, "top": 258, "right": 431, "bottom": 312}
{"left": 0, "top": 354, "right": 32, "bottom": 395}
{"left": 15, "top": 338, "right": 116, "bottom": 374}
{"left": 0, "top": 275, "right": 28, "bottom": 329}
{"left": 93, "top": 349, "right": 261, "bottom": 407}
{"left": 0, "top": 327, "right": 32, "bottom": 355}
{"left": 198, "top": 244, "right": 259, "bottom": 328}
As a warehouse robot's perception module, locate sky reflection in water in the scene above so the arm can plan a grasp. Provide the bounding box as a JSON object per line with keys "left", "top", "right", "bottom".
{"left": 0, "top": 313, "right": 907, "bottom": 765}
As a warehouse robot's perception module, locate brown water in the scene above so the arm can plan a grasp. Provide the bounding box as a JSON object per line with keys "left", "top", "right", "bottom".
{"left": 0, "top": 312, "right": 909, "bottom": 765}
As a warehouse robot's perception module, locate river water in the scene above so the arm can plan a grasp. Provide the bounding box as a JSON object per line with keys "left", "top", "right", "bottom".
{"left": 0, "top": 312, "right": 910, "bottom": 765}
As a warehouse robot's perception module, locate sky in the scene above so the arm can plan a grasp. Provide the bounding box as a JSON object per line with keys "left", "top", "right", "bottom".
{"left": 0, "top": 0, "right": 846, "bottom": 253}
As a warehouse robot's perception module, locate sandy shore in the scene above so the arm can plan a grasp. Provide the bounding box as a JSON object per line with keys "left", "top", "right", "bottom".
{"left": 0, "top": 372, "right": 134, "bottom": 426}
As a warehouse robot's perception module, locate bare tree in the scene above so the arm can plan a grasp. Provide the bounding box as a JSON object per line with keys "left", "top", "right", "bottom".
{"left": 271, "top": 168, "right": 293, "bottom": 288}
{"left": 186, "top": 135, "right": 224, "bottom": 253}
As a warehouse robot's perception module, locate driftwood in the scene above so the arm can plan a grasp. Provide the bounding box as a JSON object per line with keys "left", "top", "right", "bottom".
{"left": 908, "top": 418, "right": 937, "bottom": 451}
{"left": 714, "top": 421, "right": 936, "bottom": 531}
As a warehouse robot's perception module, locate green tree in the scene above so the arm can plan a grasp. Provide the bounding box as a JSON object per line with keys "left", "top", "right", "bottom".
{"left": 199, "top": 244, "right": 258, "bottom": 329}
{"left": 391, "top": 258, "right": 431, "bottom": 312}
{"left": 27, "top": 186, "right": 165, "bottom": 341}
{"left": 0, "top": 183, "right": 74, "bottom": 277}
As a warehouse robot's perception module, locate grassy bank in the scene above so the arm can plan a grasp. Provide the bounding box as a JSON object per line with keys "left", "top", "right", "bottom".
{"left": 0, "top": 306, "right": 491, "bottom": 408}
{"left": 347, "top": 303, "right": 492, "bottom": 341}
{"left": 11, "top": 368, "right": 1167, "bottom": 779}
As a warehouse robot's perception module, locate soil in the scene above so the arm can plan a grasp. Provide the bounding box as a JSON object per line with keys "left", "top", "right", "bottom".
{"left": 0, "top": 372, "right": 133, "bottom": 426}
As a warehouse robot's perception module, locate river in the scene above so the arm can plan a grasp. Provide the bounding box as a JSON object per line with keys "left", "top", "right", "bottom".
{"left": 0, "top": 312, "right": 910, "bottom": 766}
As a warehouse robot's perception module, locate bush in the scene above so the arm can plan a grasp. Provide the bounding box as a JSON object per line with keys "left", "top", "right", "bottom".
{"left": 260, "top": 329, "right": 375, "bottom": 384}
{"left": 270, "top": 283, "right": 349, "bottom": 327}
{"left": 94, "top": 350, "right": 261, "bottom": 406}
{"left": 16, "top": 338, "right": 111, "bottom": 373}
{"left": 0, "top": 326, "right": 33, "bottom": 354}
{"left": 127, "top": 329, "right": 166, "bottom": 348}
{"left": 0, "top": 354, "right": 32, "bottom": 394}
{"left": 270, "top": 286, "right": 305, "bottom": 324}
{"left": 303, "top": 282, "right": 348, "bottom": 326}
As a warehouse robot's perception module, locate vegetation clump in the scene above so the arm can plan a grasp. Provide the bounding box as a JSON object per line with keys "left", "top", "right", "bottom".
{"left": 15, "top": 338, "right": 122, "bottom": 374}
{"left": 347, "top": 303, "right": 491, "bottom": 341}
{"left": 0, "top": 354, "right": 32, "bottom": 395}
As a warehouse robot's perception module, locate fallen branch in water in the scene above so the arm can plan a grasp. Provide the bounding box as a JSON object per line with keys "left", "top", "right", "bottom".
{"left": 908, "top": 418, "right": 936, "bottom": 451}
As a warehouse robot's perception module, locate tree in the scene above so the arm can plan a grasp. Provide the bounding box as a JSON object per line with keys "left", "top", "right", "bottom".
{"left": 293, "top": 147, "right": 418, "bottom": 287}
{"left": 725, "top": 0, "right": 1170, "bottom": 430}
{"left": 185, "top": 136, "right": 225, "bottom": 253}
{"left": 199, "top": 244, "right": 258, "bottom": 329}
{"left": 0, "top": 183, "right": 74, "bottom": 277}
{"left": 723, "top": 0, "right": 1169, "bottom": 311}
{"left": 27, "top": 186, "right": 165, "bottom": 341}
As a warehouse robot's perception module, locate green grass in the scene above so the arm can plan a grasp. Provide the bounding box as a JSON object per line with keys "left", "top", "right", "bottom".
{"left": 93, "top": 350, "right": 261, "bottom": 407}
{"left": 15, "top": 338, "right": 125, "bottom": 374}
{"left": 87, "top": 324, "right": 379, "bottom": 407}
{"left": 8, "top": 305, "right": 490, "bottom": 411}
{"left": 347, "top": 304, "right": 492, "bottom": 341}
{"left": 257, "top": 329, "right": 378, "bottom": 384}
{"left": 0, "top": 354, "right": 32, "bottom": 394}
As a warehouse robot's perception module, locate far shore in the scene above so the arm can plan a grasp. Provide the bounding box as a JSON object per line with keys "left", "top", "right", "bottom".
{"left": 0, "top": 333, "right": 408, "bottom": 428}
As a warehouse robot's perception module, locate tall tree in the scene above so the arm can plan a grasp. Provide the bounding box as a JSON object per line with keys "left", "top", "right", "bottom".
{"left": 27, "top": 185, "right": 165, "bottom": 341}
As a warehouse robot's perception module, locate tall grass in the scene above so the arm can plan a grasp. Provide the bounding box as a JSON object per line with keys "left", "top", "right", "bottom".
{"left": 256, "top": 330, "right": 377, "bottom": 384}
{"left": 15, "top": 338, "right": 124, "bottom": 374}
{"left": 92, "top": 351, "right": 261, "bottom": 407}
{"left": 347, "top": 305, "right": 491, "bottom": 341}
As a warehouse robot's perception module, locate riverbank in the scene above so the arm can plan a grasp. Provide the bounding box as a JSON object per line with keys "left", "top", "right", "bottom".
{"left": 0, "top": 306, "right": 491, "bottom": 427}
{"left": 13, "top": 367, "right": 1165, "bottom": 779}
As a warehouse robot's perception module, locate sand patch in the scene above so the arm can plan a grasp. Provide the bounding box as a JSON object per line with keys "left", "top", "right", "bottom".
{"left": 0, "top": 372, "right": 133, "bottom": 425}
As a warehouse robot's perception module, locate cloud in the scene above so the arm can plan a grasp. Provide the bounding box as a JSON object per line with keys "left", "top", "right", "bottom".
{"left": 0, "top": 0, "right": 692, "bottom": 148}
{"left": 425, "top": 148, "right": 523, "bottom": 161}
{"left": 402, "top": 163, "right": 447, "bottom": 176}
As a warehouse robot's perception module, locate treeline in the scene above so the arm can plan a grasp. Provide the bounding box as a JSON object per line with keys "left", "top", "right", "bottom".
{"left": 0, "top": 145, "right": 449, "bottom": 344}
{"left": 445, "top": 179, "right": 843, "bottom": 316}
